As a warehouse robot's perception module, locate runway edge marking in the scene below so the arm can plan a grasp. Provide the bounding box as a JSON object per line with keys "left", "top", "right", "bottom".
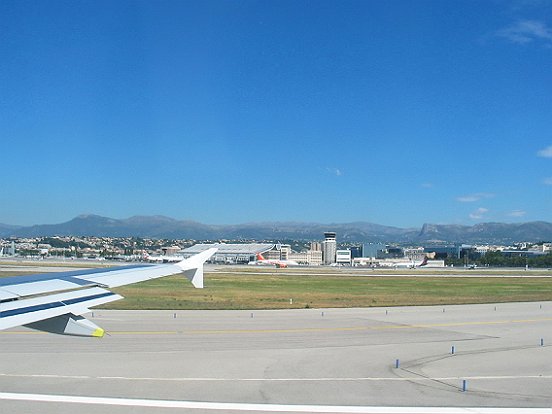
{"left": 0, "top": 392, "right": 551, "bottom": 413}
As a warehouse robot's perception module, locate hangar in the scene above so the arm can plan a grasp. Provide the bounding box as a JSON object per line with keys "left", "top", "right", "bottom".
{"left": 180, "top": 243, "right": 275, "bottom": 264}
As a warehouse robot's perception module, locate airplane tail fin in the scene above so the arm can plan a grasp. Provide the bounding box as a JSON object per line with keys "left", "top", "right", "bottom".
{"left": 257, "top": 253, "right": 266, "bottom": 261}
{"left": 175, "top": 248, "right": 217, "bottom": 288}
{"left": 419, "top": 256, "right": 428, "bottom": 267}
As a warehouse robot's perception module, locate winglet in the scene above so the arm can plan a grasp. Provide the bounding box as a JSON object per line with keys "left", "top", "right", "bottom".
{"left": 175, "top": 248, "right": 217, "bottom": 289}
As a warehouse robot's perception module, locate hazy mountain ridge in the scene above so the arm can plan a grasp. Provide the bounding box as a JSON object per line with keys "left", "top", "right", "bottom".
{"left": 417, "top": 222, "right": 552, "bottom": 244}
{"left": 0, "top": 223, "right": 23, "bottom": 234}
{"left": 1, "top": 215, "right": 551, "bottom": 244}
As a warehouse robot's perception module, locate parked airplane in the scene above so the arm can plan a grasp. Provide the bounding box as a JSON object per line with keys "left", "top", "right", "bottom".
{"left": 0, "top": 248, "right": 217, "bottom": 337}
{"left": 381, "top": 256, "right": 429, "bottom": 269}
{"left": 143, "top": 252, "right": 184, "bottom": 263}
{"left": 250, "top": 253, "right": 298, "bottom": 268}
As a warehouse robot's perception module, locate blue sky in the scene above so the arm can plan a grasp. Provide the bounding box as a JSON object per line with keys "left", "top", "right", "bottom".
{"left": 1, "top": 0, "right": 551, "bottom": 228}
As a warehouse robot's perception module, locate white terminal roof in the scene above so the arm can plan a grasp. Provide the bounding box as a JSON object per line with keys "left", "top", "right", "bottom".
{"left": 181, "top": 243, "right": 275, "bottom": 255}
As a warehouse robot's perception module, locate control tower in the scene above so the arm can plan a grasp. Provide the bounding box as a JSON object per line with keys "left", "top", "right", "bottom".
{"left": 322, "top": 232, "right": 336, "bottom": 265}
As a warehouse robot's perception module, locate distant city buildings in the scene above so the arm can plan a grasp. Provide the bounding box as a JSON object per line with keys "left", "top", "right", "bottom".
{"left": 362, "top": 243, "right": 385, "bottom": 259}
{"left": 1, "top": 234, "right": 550, "bottom": 268}
{"left": 310, "top": 241, "right": 322, "bottom": 252}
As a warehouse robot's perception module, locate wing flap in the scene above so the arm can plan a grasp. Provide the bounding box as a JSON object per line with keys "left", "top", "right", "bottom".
{"left": 0, "top": 279, "right": 85, "bottom": 299}
{"left": 0, "top": 248, "right": 217, "bottom": 336}
{"left": 0, "top": 287, "right": 122, "bottom": 331}
{"left": 0, "top": 289, "right": 19, "bottom": 302}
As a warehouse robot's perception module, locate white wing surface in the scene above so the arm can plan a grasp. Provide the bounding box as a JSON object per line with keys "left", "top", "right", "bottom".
{"left": 0, "top": 248, "right": 216, "bottom": 337}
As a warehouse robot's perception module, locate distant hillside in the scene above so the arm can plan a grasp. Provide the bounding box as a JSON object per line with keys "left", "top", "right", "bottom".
{"left": 0, "top": 223, "right": 23, "bottom": 236}
{"left": 4, "top": 215, "right": 411, "bottom": 242}
{"left": 2, "top": 214, "right": 552, "bottom": 244}
{"left": 417, "top": 222, "right": 552, "bottom": 244}
{"left": 4, "top": 215, "right": 217, "bottom": 240}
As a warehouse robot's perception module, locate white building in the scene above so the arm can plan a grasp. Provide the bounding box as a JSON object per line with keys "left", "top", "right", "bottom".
{"left": 307, "top": 250, "right": 323, "bottom": 265}
{"left": 336, "top": 249, "right": 352, "bottom": 265}
{"left": 288, "top": 250, "right": 323, "bottom": 266}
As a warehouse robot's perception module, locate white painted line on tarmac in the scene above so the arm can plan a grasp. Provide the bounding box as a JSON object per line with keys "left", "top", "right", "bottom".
{"left": 0, "top": 392, "right": 551, "bottom": 413}
{"left": 2, "top": 373, "right": 552, "bottom": 382}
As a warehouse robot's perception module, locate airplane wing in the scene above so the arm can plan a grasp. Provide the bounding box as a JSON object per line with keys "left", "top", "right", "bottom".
{"left": 0, "top": 248, "right": 217, "bottom": 337}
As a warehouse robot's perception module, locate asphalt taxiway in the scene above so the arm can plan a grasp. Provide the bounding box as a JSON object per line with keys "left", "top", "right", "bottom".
{"left": 1, "top": 302, "right": 552, "bottom": 413}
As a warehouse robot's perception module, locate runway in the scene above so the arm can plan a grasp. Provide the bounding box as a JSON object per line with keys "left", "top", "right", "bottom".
{"left": 1, "top": 302, "right": 552, "bottom": 413}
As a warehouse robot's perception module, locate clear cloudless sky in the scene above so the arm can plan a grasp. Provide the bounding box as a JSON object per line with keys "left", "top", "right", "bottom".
{"left": 1, "top": 0, "right": 551, "bottom": 228}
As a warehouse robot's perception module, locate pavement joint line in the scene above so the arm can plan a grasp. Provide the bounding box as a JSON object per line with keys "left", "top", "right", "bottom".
{"left": 0, "top": 392, "right": 551, "bottom": 413}
{"left": 2, "top": 373, "right": 552, "bottom": 382}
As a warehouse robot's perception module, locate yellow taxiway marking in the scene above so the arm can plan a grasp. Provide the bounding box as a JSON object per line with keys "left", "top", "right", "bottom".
{"left": 194, "top": 317, "right": 552, "bottom": 335}
{"left": 105, "top": 330, "right": 179, "bottom": 335}
{"left": 119, "top": 316, "right": 552, "bottom": 335}
{"left": 381, "top": 317, "right": 552, "bottom": 330}
{"left": 2, "top": 317, "right": 552, "bottom": 336}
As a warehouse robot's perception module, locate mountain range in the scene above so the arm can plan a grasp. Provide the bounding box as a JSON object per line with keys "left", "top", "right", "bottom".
{"left": 1, "top": 215, "right": 552, "bottom": 244}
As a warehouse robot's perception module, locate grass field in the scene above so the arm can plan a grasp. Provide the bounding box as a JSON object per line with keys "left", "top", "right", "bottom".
{"left": 2, "top": 264, "right": 552, "bottom": 309}
{"left": 103, "top": 271, "right": 552, "bottom": 310}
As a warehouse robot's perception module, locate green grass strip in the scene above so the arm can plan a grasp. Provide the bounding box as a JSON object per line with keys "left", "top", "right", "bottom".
{"left": 105, "top": 273, "right": 552, "bottom": 310}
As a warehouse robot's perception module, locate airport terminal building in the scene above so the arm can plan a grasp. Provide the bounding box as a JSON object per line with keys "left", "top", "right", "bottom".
{"left": 181, "top": 243, "right": 325, "bottom": 265}
{"left": 180, "top": 243, "right": 275, "bottom": 264}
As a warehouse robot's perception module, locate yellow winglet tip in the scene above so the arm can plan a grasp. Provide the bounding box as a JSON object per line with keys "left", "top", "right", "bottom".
{"left": 92, "top": 328, "right": 105, "bottom": 338}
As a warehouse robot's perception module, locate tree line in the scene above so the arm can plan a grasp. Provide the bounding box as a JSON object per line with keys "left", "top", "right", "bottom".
{"left": 446, "top": 251, "right": 552, "bottom": 268}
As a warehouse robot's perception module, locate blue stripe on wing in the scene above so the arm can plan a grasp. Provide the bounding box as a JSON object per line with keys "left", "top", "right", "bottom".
{"left": 0, "top": 292, "right": 116, "bottom": 318}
